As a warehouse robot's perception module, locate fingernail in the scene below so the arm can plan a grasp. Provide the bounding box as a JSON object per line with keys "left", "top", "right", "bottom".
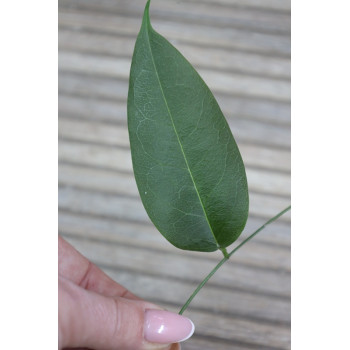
{"left": 144, "top": 310, "right": 195, "bottom": 344}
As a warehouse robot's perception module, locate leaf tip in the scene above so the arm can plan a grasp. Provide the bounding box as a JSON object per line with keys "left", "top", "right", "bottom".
{"left": 144, "top": 0, "right": 152, "bottom": 27}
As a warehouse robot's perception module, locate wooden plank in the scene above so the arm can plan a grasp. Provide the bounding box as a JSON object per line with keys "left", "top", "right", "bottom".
{"left": 58, "top": 170, "right": 290, "bottom": 226}
{"left": 58, "top": 0, "right": 290, "bottom": 35}
{"left": 59, "top": 209, "right": 290, "bottom": 267}
{"left": 58, "top": 139, "right": 132, "bottom": 172}
{"left": 58, "top": 72, "right": 129, "bottom": 101}
{"left": 58, "top": 29, "right": 290, "bottom": 79}
{"left": 62, "top": 233, "right": 290, "bottom": 298}
{"left": 58, "top": 10, "right": 290, "bottom": 56}
{"left": 59, "top": 152, "right": 290, "bottom": 197}
{"left": 58, "top": 74, "right": 291, "bottom": 126}
{"left": 182, "top": 336, "right": 281, "bottom": 350}
{"left": 186, "top": 309, "right": 290, "bottom": 349}
{"left": 57, "top": 177, "right": 290, "bottom": 224}
{"left": 58, "top": 51, "right": 290, "bottom": 102}
{"left": 58, "top": 138, "right": 290, "bottom": 176}
{"left": 58, "top": 118, "right": 130, "bottom": 148}
{"left": 187, "top": 0, "right": 291, "bottom": 13}
{"left": 58, "top": 154, "right": 290, "bottom": 198}
{"left": 58, "top": 208, "right": 290, "bottom": 271}
{"left": 182, "top": 337, "right": 259, "bottom": 350}
{"left": 201, "top": 69, "right": 289, "bottom": 101}
{"left": 58, "top": 95, "right": 127, "bottom": 122}
{"left": 58, "top": 133, "right": 290, "bottom": 176}
{"left": 58, "top": 114, "right": 290, "bottom": 153}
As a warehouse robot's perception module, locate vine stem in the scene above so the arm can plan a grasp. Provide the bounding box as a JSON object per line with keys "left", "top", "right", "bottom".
{"left": 179, "top": 205, "right": 291, "bottom": 315}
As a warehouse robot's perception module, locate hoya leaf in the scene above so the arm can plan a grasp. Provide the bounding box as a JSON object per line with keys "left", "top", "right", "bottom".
{"left": 127, "top": 0, "right": 249, "bottom": 252}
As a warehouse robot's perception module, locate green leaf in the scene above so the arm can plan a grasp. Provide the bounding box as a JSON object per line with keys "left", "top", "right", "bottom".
{"left": 127, "top": 0, "right": 249, "bottom": 252}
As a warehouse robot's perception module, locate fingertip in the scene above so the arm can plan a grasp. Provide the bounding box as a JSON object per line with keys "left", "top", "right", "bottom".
{"left": 144, "top": 310, "right": 195, "bottom": 344}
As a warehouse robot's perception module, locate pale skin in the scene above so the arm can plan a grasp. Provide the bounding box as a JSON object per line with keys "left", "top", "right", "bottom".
{"left": 58, "top": 236, "right": 180, "bottom": 350}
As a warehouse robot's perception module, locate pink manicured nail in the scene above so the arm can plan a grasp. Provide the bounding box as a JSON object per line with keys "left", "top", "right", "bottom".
{"left": 144, "top": 310, "right": 195, "bottom": 344}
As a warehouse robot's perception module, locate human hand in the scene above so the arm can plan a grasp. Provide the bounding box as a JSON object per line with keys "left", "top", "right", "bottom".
{"left": 58, "top": 236, "right": 194, "bottom": 350}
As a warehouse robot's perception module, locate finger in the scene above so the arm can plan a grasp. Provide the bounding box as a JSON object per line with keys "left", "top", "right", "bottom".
{"left": 59, "top": 276, "right": 194, "bottom": 350}
{"left": 58, "top": 235, "right": 139, "bottom": 299}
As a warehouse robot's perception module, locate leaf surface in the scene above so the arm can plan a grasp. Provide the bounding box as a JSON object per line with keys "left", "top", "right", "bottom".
{"left": 127, "top": 0, "right": 249, "bottom": 252}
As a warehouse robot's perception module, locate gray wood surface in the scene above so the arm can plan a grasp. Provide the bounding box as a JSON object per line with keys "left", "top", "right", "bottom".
{"left": 58, "top": 0, "right": 290, "bottom": 349}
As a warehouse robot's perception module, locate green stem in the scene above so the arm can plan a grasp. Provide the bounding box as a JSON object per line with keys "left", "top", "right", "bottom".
{"left": 220, "top": 247, "right": 230, "bottom": 258}
{"left": 179, "top": 205, "right": 291, "bottom": 315}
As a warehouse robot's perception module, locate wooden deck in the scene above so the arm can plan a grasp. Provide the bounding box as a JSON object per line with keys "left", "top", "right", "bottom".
{"left": 58, "top": 0, "right": 291, "bottom": 349}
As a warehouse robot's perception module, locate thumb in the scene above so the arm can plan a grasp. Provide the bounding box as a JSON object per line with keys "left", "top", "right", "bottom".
{"left": 58, "top": 276, "right": 194, "bottom": 350}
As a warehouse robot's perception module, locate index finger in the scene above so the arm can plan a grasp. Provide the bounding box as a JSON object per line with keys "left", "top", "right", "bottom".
{"left": 58, "top": 235, "right": 139, "bottom": 299}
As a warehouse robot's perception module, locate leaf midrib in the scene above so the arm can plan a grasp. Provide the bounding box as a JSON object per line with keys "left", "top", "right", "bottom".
{"left": 144, "top": 21, "right": 220, "bottom": 249}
